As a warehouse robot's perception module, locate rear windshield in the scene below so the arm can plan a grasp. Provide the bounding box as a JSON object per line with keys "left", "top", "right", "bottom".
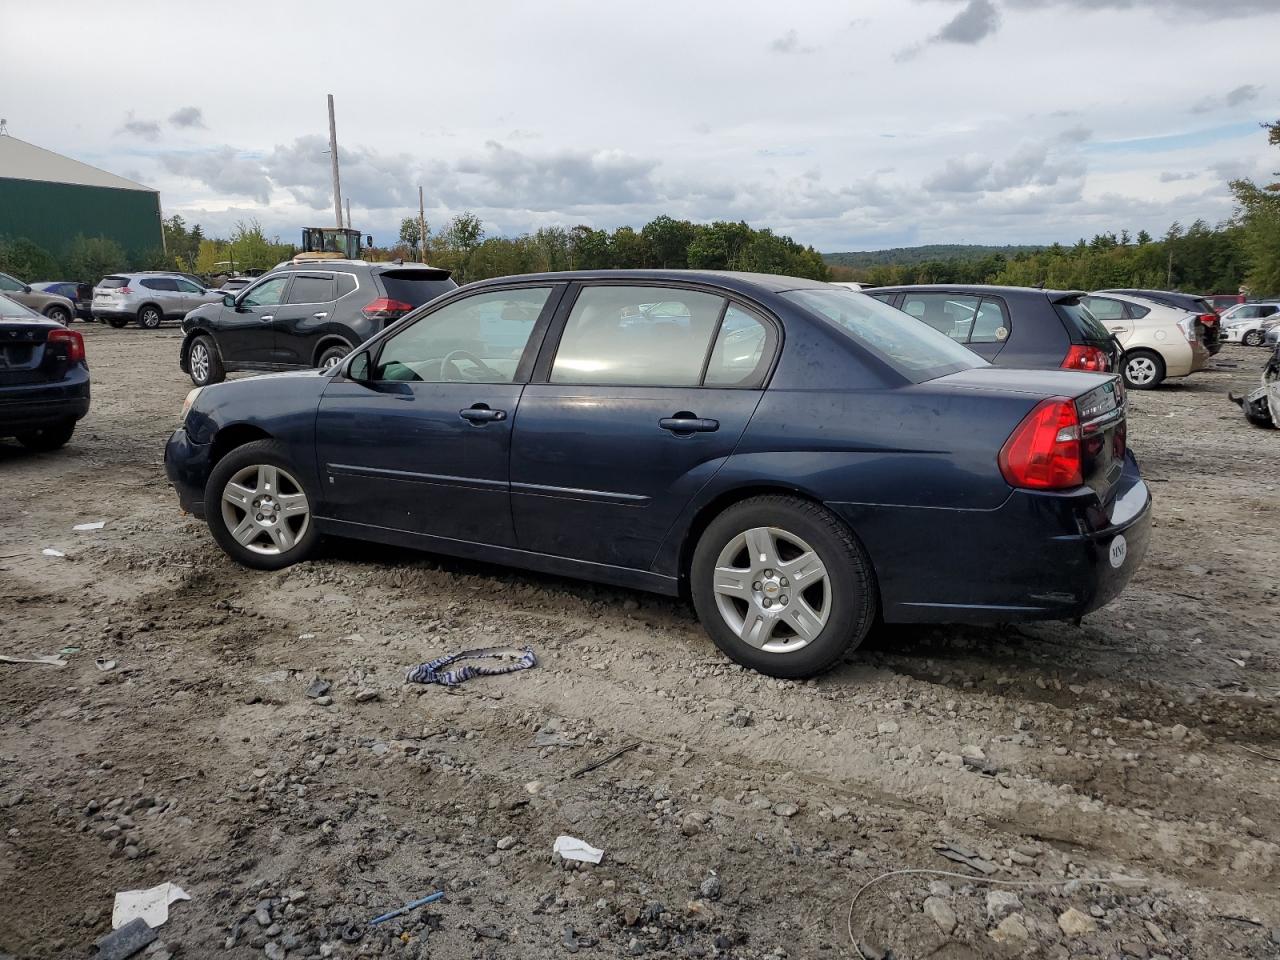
{"left": 781, "top": 287, "right": 983, "bottom": 382}
{"left": 377, "top": 270, "right": 457, "bottom": 308}
{"left": 99, "top": 276, "right": 129, "bottom": 289}
{"left": 1056, "top": 299, "right": 1112, "bottom": 342}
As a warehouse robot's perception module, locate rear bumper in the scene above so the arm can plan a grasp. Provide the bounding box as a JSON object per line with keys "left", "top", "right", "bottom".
{"left": 0, "top": 369, "right": 91, "bottom": 435}
{"left": 830, "top": 452, "right": 1152, "bottom": 624}
{"left": 92, "top": 308, "right": 132, "bottom": 321}
{"left": 164, "top": 426, "right": 212, "bottom": 517}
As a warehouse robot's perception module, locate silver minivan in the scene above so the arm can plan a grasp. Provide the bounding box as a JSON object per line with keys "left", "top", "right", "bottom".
{"left": 93, "top": 273, "right": 222, "bottom": 329}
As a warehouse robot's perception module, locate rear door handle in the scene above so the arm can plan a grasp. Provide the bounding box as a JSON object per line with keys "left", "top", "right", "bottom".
{"left": 660, "top": 416, "right": 719, "bottom": 434}
{"left": 459, "top": 405, "right": 507, "bottom": 424}
{"left": 313, "top": 312, "right": 328, "bottom": 319}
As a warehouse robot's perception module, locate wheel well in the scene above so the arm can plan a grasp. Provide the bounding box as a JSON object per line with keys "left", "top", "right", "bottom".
{"left": 210, "top": 424, "right": 272, "bottom": 468}
{"left": 136, "top": 302, "right": 163, "bottom": 317}
{"left": 312, "top": 336, "right": 354, "bottom": 366}
{"left": 676, "top": 484, "right": 825, "bottom": 592}
{"left": 43, "top": 303, "right": 69, "bottom": 316}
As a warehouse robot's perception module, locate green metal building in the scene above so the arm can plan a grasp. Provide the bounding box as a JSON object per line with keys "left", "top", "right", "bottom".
{"left": 0, "top": 134, "right": 163, "bottom": 259}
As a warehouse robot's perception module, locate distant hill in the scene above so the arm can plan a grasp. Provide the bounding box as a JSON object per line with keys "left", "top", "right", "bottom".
{"left": 823, "top": 244, "right": 1046, "bottom": 268}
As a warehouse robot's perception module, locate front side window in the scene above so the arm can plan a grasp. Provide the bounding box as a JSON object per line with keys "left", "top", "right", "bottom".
{"left": 551, "top": 286, "right": 726, "bottom": 386}
{"left": 374, "top": 286, "right": 552, "bottom": 383}
{"left": 286, "top": 275, "right": 336, "bottom": 304}
{"left": 781, "top": 287, "right": 982, "bottom": 383}
{"left": 175, "top": 278, "right": 204, "bottom": 294}
{"left": 0, "top": 273, "right": 24, "bottom": 292}
{"left": 241, "top": 276, "right": 290, "bottom": 308}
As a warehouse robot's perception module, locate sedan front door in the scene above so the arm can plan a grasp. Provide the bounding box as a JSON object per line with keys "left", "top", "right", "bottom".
{"left": 314, "top": 284, "right": 562, "bottom": 546}
{"left": 510, "top": 284, "right": 778, "bottom": 571}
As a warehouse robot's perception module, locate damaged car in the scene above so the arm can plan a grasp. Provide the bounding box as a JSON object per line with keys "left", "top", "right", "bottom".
{"left": 1231, "top": 340, "right": 1280, "bottom": 429}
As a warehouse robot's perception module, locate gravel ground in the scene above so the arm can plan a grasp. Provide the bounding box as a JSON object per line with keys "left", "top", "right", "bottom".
{"left": 1, "top": 325, "right": 1277, "bottom": 960}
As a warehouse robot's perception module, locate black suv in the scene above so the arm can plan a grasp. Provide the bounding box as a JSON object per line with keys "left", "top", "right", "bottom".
{"left": 179, "top": 260, "right": 456, "bottom": 386}
{"left": 865, "top": 284, "right": 1122, "bottom": 373}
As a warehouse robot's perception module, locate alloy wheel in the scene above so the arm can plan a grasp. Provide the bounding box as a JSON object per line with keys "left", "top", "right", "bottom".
{"left": 219, "top": 463, "right": 311, "bottom": 556}
{"left": 711, "top": 526, "right": 831, "bottom": 654}
{"left": 191, "top": 343, "right": 210, "bottom": 383}
{"left": 1125, "top": 355, "right": 1157, "bottom": 386}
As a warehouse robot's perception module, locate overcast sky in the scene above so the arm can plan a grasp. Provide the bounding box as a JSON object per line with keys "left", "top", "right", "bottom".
{"left": 4, "top": 0, "right": 1279, "bottom": 251}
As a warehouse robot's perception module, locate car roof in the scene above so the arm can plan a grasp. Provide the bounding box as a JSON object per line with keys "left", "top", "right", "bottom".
{"left": 863, "top": 283, "right": 1085, "bottom": 301}
{"left": 465, "top": 269, "right": 832, "bottom": 295}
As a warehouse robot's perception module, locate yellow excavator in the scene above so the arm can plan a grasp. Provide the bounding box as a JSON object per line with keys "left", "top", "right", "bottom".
{"left": 297, "top": 226, "right": 373, "bottom": 261}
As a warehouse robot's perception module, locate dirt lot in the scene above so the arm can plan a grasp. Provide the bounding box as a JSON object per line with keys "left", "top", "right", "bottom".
{"left": 1, "top": 324, "right": 1277, "bottom": 960}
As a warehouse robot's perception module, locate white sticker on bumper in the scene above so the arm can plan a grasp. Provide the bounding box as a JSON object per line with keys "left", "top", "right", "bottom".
{"left": 1108, "top": 534, "right": 1128, "bottom": 569}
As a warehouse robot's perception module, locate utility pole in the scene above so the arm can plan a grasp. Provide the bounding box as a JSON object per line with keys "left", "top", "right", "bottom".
{"left": 327, "top": 94, "right": 343, "bottom": 230}
{"left": 345, "top": 198, "right": 352, "bottom": 230}
{"left": 1166, "top": 250, "right": 1173, "bottom": 288}
{"left": 418, "top": 186, "right": 427, "bottom": 264}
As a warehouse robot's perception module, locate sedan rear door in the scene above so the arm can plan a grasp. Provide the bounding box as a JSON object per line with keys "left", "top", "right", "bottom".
{"left": 509, "top": 283, "right": 778, "bottom": 572}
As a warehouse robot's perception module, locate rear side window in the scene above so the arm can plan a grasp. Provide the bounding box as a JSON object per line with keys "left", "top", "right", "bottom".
{"left": 336, "top": 274, "right": 357, "bottom": 297}
{"left": 1127, "top": 302, "right": 1150, "bottom": 319}
{"left": 704, "top": 305, "right": 775, "bottom": 388}
{"left": 1081, "top": 296, "right": 1125, "bottom": 322}
{"left": 781, "top": 287, "right": 982, "bottom": 383}
{"left": 551, "top": 286, "right": 726, "bottom": 386}
{"left": 99, "top": 276, "right": 129, "bottom": 289}
{"left": 969, "top": 298, "right": 1009, "bottom": 344}
{"left": 377, "top": 270, "right": 457, "bottom": 309}
{"left": 900, "top": 293, "right": 981, "bottom": 343}
{"left": 286, "top": 275, "right": 336, "bottom": 304}
{"left": 140, "top": 278, "right": 177, "bottom": 291}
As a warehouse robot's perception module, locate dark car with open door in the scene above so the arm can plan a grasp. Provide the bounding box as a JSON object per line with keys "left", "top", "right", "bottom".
{"left": 179, "top": 260, "right": 456, "bottom": 386}
{"left": 0, "top": 295, "right": 89, "bottom": 451}
{"left": 865, "top": 285, "right": 1121, "bottom": 374}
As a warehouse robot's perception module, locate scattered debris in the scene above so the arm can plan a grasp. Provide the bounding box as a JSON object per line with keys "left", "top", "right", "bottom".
{"left": 404, "top": 645, "right": 537, "bottom": 687}
{"left": 1058, "top": 907, "right": 1098, "bottom": 937}
{"left": 95, "top": 658, "right": 117, "bottom": 672}
{"left": 73, "top": 520, "right": 107, "bottom": 531}
{"left": 0, "top": 654, "right": 67, "bottom": 668}
{"left": 305, "top": 678, "right": 331, "bottom": 699}
{"left": 569, "top": 741, "right": 641, "bottom": 778}
{"left": 962, "top": 754, "right": 1000, "bottom": 776}
{"left": 111, "top": 882, "right": 191, "bottom": 930}
{"left": 553, "top": 835, "right": 604, "bottom": 864}
{"left": 95, "top": 917, "right": 156, "bottom": 960}
{"left": 368, "top": 890, "right": 444, "bottom": 925}
{"left": 934, "top": 843, "right": 999, "bottom": 875}
{"left": 41, "top": 548, "right": 64, "bottom": 558}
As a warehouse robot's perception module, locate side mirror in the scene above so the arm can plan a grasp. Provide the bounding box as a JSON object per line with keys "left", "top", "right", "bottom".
{"left": 366, "top": 235, "right": 374, "bottom": 248}
{"left": 347, "top": 350, "right": 372, "bottom": 382}
{"left": 23, "top": 285, "right": 31, "bottom": 294}
{"left": 222, "top": 294, "right": 235, "bottom": 308}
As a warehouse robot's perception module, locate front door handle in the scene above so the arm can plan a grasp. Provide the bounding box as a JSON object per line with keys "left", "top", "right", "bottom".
{"left": 313, "top": 311, "right": 328, "bottom": 319}
{"left": 459, "top": 405, "right": 507, "bottom": 424}
{"left": 260, "top": 314, "right": 274, "bottom": 322}
{"left": 660, "top": 416, "right": 719, "bottom": 434}
{"left": 1109, "top": 326, "right": 1125, "bottom": 332}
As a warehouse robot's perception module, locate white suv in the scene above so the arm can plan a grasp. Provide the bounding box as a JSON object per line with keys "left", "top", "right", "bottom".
{"left": 1220, "top": 302, "right": 1280, "bottom": 347}
{"left": 92, "top": 272, "right": 222, "bottom": 330}
{"left": 1082, "top": 293, "right": 1210, "bottom": 389}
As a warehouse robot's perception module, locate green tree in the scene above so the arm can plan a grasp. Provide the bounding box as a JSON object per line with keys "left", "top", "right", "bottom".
{"left": 608, "top": 226, "right": 648, "bottom": 268}
{"left": 1230, "top": 120, "right": 1280, "bottom": 295}
{"left": 568, "top": 226, "right": 611, "bottom": 269}
{"left": 399, "top": 217, "right": 426, "bottom": 251}
{"left": 0, "top": 237, "right": 61, "bottom": 280}
{"left": 65, "top": 235, "right": 127, "bottom": 281}
{"left": 641, "top": 215, "right": 695, "bottom": 268}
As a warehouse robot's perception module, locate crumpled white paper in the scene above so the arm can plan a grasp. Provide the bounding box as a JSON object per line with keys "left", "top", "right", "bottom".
{"left": 73, "top": 520, "right": 107, "bottom": 531}
{"left": 553, "top": 835, "right": 604, "bottom": 864}
{"left": 112, "top": 882, "right": 192, "bottom": 930}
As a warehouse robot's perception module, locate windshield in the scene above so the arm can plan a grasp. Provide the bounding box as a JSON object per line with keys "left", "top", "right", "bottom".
{"left": 781, "top": 287, "right": 984, "bottom": 382}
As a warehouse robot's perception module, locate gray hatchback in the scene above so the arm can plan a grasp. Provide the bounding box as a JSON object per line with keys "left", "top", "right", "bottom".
{"left": 93, "top": 272, "right": 223, "bottom": 329}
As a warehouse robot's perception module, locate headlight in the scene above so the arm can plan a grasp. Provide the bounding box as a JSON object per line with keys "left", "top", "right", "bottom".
{"left": 181, "top": 387, "right": 203, "bottom": 423}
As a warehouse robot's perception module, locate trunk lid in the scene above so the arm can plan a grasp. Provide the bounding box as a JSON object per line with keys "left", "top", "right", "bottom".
{"left": 0, "top": 314, "right": 66, "bottom": 385}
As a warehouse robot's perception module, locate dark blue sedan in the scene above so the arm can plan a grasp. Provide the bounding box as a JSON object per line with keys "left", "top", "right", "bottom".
{"left": 165, "top": 271, "right": 1151, "bottom": 678}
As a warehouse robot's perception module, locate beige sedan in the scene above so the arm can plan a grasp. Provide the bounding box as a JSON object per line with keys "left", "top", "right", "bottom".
{"left": 1082, "top": 292, "right": 1210, "bottom": 389}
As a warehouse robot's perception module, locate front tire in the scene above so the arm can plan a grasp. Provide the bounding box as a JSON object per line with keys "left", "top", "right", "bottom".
{"left": 16, "top": 419, "right": 76, "bottom": 451}
{"left": 690, "top": 495, "right": 876, "bottom": 678}
{"left": 137, "top": 305, "right": 163, "bottom": 330}
{"left": 204, "top": 440, "right": 318, "bottom": 571}
{"left": 44, "top": 306, "right": 71, "bottom": 325}
{"left": 189, "top": 335, "right": 225, "bottom": 386}
{"left": 1244, "top": 330, "right": 1264, "bottom": 347}
{"left": 1122, "top": 349, "right": 1165, "bottom": 390}
{"left": 106, "top": 317, "right": 129, "bottom": 329}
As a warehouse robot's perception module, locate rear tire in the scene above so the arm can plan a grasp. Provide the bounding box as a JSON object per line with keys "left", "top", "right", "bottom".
{"left": 690, "top": 495, "right": 876, "bottom": 678}
{"left": 1244, "top": 330, "right": 1264, "bottom": 347}
{"left": 204, "top": 439, "right": 318, "bottom": 571}
{"left": 1122, "top": 349, "right": 1165, "bottom": 390}
{"left": 189, "top": 335, "right": 225, "bottom": 386}
{"left": 317, "top": 344, "right": 350, "bottom": 372}
{"left": 137, "top": 305, "right": 163, "bottom": 330}
{"left": 16, "top": 419, "right": 76, "bottom": 451}
{"left": 44, "top": 306, "right": 71, "bottom": 325}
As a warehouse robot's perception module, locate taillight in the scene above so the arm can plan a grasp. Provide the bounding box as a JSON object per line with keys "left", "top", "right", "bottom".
{"left": 362, "top": 297, "right": 413, "bottom": 321}
{"left": 1061, "top": 344, "right": 1111, "bottom": 372}
{"left": 118, "top": 286, "right": 131, "bottom": 295}
{"left": 1199, "top": 312, "right": 1217, "bottom": 328}
{"left": 998, "top": 398, "right": 1083, "bottom": 490}
{"left": 47, "top": 327, "right": 86, "bottom": 363}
